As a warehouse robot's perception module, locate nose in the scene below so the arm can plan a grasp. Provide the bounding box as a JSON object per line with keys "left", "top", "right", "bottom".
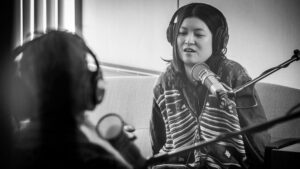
{"left": 184, "top": 33, "right": 195, "bottom": 45}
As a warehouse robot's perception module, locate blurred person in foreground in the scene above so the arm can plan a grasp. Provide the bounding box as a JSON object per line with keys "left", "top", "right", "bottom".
{"left": 10, "top": 30, "right": 134, "bottom": 169}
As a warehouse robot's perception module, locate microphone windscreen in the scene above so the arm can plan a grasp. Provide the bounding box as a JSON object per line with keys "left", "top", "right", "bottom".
{"left": 191, "top": 63, "right": 212, "bottom": 82}
{"left": 97, "top": 114, "right": 123, "bottom": 140}
{"left": 96, "top": 113, "right": 147, "bottom": 168}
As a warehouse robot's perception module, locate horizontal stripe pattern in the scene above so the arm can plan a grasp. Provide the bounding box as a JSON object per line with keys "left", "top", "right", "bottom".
{"left": 199, "top": 108, "right": 246, "bottom": 155}
{"left": 156, "top": 90, "right": 198, "bottom": 152}
{"left": 154, "top": 89, "right": 246, "bottom": 168}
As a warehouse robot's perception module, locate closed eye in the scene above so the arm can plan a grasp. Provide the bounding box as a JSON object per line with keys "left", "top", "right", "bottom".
{"left": 194, "top": 33, "right": 205, "bottom": 38}
{"left": 178, "top": 31, "right": 187, "bottom": 36}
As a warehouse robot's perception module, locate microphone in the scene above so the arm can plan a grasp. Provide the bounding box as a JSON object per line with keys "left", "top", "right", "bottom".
{"left": 191, "top": 63, "right": 235, "bottom": 108}
{"left": 96, "top": 113, "right": 146, "bottom": 169}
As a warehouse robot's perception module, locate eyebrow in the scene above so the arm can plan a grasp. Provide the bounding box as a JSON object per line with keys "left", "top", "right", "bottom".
{"left": 179, "top": 27, "right": 205, "bottom": 31}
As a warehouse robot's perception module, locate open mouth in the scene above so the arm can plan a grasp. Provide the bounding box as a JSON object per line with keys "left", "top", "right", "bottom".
{"left": 184, "top": 48, "right": 196, "bottom": 53}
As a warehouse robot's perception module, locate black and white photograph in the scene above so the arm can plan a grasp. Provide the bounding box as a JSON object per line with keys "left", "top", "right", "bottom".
{"left": 0, "top": 0, "right": 300, "bottom": 169}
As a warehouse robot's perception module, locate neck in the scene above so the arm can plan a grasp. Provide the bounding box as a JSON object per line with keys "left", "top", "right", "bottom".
{"left": 184, "top": 64, "right": 197, "bottom": 86}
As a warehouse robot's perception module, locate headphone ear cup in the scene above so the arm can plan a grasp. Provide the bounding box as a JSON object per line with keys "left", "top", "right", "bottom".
{"left": 214, "top": 27, "right": 228, "bottom": 53}
{"left": 93, "top": 76, "right": 105, "bottom": 105}
{"left": 84, "top": 47, "right": 104, "bottom": 109}
{"left": 88, "top": 71, "right": 105, "bottom": 109}
{"left": 95, "top": 85, "right": 105, "bottom": 105}
{"left": 166, "top": 23, "right": 175, "bottom": 44}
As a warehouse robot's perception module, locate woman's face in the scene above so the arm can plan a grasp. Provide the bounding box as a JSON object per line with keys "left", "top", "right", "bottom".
{"left": 177, "top": 17, "right": 213, "bottom": 67}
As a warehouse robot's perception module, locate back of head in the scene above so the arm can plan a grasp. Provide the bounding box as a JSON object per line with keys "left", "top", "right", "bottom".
{"left": 17, "top": 30, "right": 103, "bottom": 118}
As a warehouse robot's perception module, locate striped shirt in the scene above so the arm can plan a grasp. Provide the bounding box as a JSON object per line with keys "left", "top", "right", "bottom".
{"left": 150, "top": 59, "right": 255, "bottom": 168}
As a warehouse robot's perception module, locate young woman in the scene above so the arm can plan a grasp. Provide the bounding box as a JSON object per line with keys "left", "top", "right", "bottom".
{"left": 150, "top": 3, "right": 270, "bottom": 169}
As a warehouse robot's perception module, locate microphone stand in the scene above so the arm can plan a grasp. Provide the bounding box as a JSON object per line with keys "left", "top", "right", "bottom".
{"left": 228, "top": 49, "right": 299, "bottom": 96}
{"left": 147, "top": 107, "right": 300, "bottom": 165}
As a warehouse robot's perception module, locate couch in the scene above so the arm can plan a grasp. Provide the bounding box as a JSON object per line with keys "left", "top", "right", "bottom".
{"left": 83, "top": 75, "right": 300, "bottom": 162}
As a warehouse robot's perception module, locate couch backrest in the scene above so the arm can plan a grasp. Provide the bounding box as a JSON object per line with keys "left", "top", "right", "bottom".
{"left": 85, "top": 76, "right": 158, "bottom": 158}
{"left": 255, "top": 82, "right": 300, "bottom": 142}
{"left": 84, "top": 76, "right": 300, "bottom": 160}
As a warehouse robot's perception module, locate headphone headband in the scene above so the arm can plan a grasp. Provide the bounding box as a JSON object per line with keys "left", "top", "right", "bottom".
{"left": 167, "top": 3, "right": 198, "bottom": 44}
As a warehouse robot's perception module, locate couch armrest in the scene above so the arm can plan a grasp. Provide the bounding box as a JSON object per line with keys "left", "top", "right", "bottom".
{"left": 264, "top": 138, "right": 300, "bottom": 169}
{"left": 266, "top": 138, "right": 300, "bottom": 150}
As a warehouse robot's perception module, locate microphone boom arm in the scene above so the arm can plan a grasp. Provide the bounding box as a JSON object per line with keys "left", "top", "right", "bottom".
{"left": 230, "top": 49, "right": 300, "bottom": 96}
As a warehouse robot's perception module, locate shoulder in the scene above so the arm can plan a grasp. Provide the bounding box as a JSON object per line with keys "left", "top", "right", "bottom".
{"left": 153, "top": 65, "right": 175, "bottom": 94}
{"left": 218, "top": 58, "right": 252, "bottom": 87}
{"left": 219, "top": 59, "right": 247, "bottom": 74}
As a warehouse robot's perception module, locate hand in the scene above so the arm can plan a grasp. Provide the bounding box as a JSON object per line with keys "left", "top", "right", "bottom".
{"left": 123, "top": 124, "right": 137, "bottom": 141}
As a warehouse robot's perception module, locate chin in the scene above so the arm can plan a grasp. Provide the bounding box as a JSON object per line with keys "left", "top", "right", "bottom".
{"left": 183, "top": 61, "right": 196, "bottom": 68}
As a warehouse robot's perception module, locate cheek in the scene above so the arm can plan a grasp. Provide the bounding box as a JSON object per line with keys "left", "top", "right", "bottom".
{"left": 176, "top": 39, "right": 185, "bottom": 59}
{"left": 199, "top": 39, "right": 213, "bottom": 53}
{"left": 207, "top": 42, "right": 213, "bottom": 55}
{"left": 204, "top": 41, "right": 213, "bottom": 53}
{"left": 207, "top": 37, "right": 213, "bottom": 52}
{"left": 176, "top": 37, "right": 184, "bottom": 47}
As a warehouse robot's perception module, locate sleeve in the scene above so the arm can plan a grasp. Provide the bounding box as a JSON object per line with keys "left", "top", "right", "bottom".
{"left": 80, "top": 143, "right": 131, "bottom": 169}
{"left": 150, "top": 99, "right": 166, "bottom": 155}
{"left": 230, "top": 63, "right": 271, "bottom": 167}
{"left": 149, "top": 83, "right": 166, "bottom": 155}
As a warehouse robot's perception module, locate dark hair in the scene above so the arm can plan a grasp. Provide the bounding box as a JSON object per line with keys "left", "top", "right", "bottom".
{"left": 13, "top": 30, "right": 103, "bottom": 168}
{"left": 167, "top": 3, "right": 229, "bottom": 74}
{"left": 17, "top": 30, "right": 103, "bottom": 115}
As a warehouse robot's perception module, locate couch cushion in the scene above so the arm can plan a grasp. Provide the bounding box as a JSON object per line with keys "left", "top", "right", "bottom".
{"left": 85, "top": 76, "right": 158, "bottom": 158}
{"left": 255, "top": 82, "right": 300, "bottom": 142}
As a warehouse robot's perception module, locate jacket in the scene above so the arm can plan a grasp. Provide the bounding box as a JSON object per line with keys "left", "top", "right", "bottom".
{"left": 150, "top": 58, "right": 270, "bottom": 169}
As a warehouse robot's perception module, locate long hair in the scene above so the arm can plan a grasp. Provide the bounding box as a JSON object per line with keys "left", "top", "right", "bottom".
{"left": 17, "top": 30, "right": 96, "bottom": 168}
{"left": 166, "top": 3, "right": 229, "bottom": 82}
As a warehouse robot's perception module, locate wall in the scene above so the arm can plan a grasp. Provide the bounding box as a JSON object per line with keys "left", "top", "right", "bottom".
{"left": 83, "top": 0, "right": 300, "bottom": 89}
{"left": 82, "top": 0, "right": 175, "bottom": 72}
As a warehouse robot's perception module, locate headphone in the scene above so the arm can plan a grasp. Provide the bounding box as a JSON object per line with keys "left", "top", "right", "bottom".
{"left": 166, "top": 3, "right": 229, "bottom": 54}
{"left": 11, "top": 31, "right": 105, "bottom": 111}
{"left": 166, "top": 4, "right": 192, "bottom": 45}
{"left": 84, "top": 45, "right": 105, "bottom": 108}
